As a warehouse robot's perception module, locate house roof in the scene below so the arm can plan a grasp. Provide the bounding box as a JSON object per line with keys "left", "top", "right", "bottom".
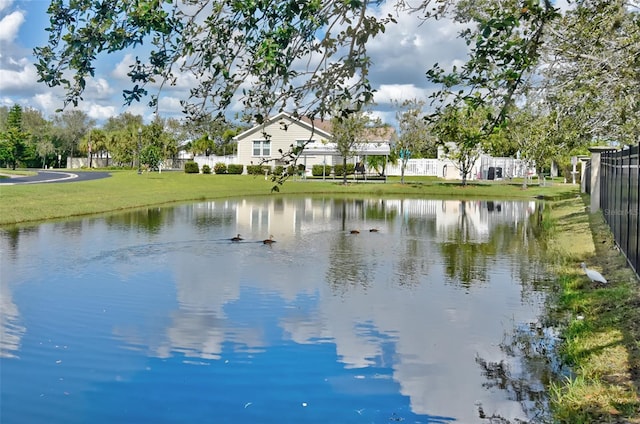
{"left": 362, "top": 126, "right": 396, "bottom": 142}
{"left": 299, "top": 142, "right": 391, "bottom": 156}
{"left": 300, "top": 116, "right": 396, "bottom": 142}
{"left": 233, "top": 111, "right": 334, "bottom": 141}
{"left": 233, "top": 111, "right": 395, "bottom": 143}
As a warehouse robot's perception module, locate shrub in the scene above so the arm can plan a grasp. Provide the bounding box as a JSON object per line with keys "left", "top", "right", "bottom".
{"left": 274, "top": 165, "right": 284, "bottom": 176}
{"left": 214, "top": 162, "right": 227, "bottom": 174}
{"left": 312, "top": 165, "right": 331, "bottom": 176}
{"left": 202, "top": 164, "right": 211, "bottom": 174}
{"left": 247, "top": 164, "right": 270, "bottom": 175}
{"left": 334, "top": 163, "right": 356, "bottom": 176}
{"left": 184, "top": 161, "right": 199, "bottom": 174}
{"left": 227, "top": 164, "right": 244, "bottom": 174}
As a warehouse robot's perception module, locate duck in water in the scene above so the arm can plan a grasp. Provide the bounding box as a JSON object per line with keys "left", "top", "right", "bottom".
{"left": 263, "top": 235, "right": 275, "bottom": 244}
{"left": 231, "top": 234, "right": 243, "bottom": 242}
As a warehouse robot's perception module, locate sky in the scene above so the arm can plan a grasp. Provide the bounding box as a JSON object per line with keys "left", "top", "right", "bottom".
{"left": 0, "top": 0, "right": 570, "bottom": 127}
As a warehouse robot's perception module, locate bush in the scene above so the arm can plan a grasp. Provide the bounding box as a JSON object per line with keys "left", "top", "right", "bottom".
{"left": 334, "top": 163, "right": 356, "bottom": 176}
{"left": 184, "top": 161, "right": 199, "bottom": 174}
{"left": 247, "top": 164, "right": 270, "bottom": 175}
{"left": 346, "top": 163, "right": 355, "bottom": 175}
{"left": 312, "top": 164, "right": 331, "bottom": 176}
{"left": 274, "top": 165, "right": 284, "bottom": 176}
{"left": 202, "top": 164, "right": 211, "bottom": 174}
{"left": 227, "top": 164, "right": 244, "bottom": 174}
{"left": 214, "top": 162, "right": 227, "bottom": 174}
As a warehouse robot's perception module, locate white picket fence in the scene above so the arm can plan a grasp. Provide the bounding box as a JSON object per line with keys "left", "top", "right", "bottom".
{"left": 387, "top": 157, "right": 533, "bottom": 180}
{"left": 386, "top": 159, "right": 443, "bottom": 177}
{"left": 190, "top": 155, "right": 532, "bottom": 180}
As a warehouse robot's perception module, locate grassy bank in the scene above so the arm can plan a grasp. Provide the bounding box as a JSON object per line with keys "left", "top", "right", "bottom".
{"left": 545, "top": 195, "right": 640, "bottom": 422}
{"left": 0, "top": 170, "right": 576, "bottom": 225}
{"left": 0, "top": 169, "right": 37, "bottom": 178}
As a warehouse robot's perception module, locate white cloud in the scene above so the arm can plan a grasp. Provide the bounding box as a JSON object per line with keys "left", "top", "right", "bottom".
{"left": 34, "top": 92, "right": 118, "bottom": 122}
{"left": 33, "top": 92, "right": 58, "bottom": 113}
{"left": 0, "top": 9, "right": 24, "bottom": 42}
{"left": 367, "top": 109, "right": 394, "bottom": 126}
{"left": 111, "top": 53, "right": 136, "bottom": 80}
{"left": 0, "top": 95, "right": 16, "bottom": 107}
{"left": 112, "top": 53, "right": 200, "bottom": 92}
{"left": 85, "top": 77, "right": 114, "bottom": 100}
{"left": 84, "top": 103, "right": 117, "bottom": 121}
{"left": 157, "top": 96, "right": 183, "bottom": 114}
{"left": 121, "top": 102, "right": 149, "bottom": 118}
{"left": 0, "top": 0, "right": 14, "bottom": 13}
{"left": 374, "top": 84, "right": 431, "bottom": 104}
{"left": 0, "top": 56, "right": 38, "bottom": 93}
{"left": 366, "top": 5, "right": 470, "bottom": 89}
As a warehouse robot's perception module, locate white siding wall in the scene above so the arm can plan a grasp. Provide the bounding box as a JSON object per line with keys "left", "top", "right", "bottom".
{"left": 236, "top": 119, "right": 334, "bottom": 172}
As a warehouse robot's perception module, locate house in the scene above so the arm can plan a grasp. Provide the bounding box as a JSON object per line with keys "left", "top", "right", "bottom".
{"left": 233, "top": 111, "right": 392, "bottom": 175}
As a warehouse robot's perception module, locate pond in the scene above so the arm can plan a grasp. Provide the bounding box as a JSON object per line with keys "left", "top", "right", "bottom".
{"left": 1, "top": 197, "right": 555, "bottom": 424}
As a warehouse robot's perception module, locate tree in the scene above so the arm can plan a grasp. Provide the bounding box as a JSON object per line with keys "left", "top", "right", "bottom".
{"left": 504, "top": 108, "right": 545, "bottom": 188}
{"left": 79, "top": 128, "right": 108, "bottom": 168}
{"left": 35, "top": 0, "right": 394, "bottom": 122}
{"left": 366, "top": 152, "right": 392, "bottom": 177}
{"left": 536, "top": 0, "right": 640, "bottom": 147}
{"left": 36, "top": 138, "right": 57, "bottom": 168}
{"left": 140, "top": 144, "right": 163, "bottom": 171}
{"left": 52, "top": 109, "right": 95, "bottom": 164}
{"left": 103, "top": 113, "right": 144, "bottom": 168}
{"left": 22, "top": 108, "right": 54, "bottom": 168}
{"left": 190, "top": 135, "right": 216, "bottom": 157}
{"left": 0, "top": 107, "right": 8, "bottom": 132}
{"left": 425, "top": 0, "right": 559, "bottom": 133}
{"left": 330, "top": 108, "right": 375, "bottom": 185}
{"left": 164, "top": 117, "right": 191, "bottom": 153}
{"left": 394, "top": 99, "right": 431, "bottom": 184}
{"left": 142, "top": 116, "right": 179, "bottom": 170}
{"left": 432, "top": 103, "right": 488, "bottom": 186}
{"left": 106, "top": 131, "right": 133, "bottom": 167}
{"left": 0, "top": 105, "right": 29, "bottom": 170}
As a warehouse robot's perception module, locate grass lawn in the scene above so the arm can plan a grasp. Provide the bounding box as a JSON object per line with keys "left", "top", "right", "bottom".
{"left": 0, "top": 170, "right": 578, "bottom": 225}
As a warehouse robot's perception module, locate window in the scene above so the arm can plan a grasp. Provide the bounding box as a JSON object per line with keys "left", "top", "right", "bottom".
{"left": 252, "top": 140, "right": 270, "bottom": 156}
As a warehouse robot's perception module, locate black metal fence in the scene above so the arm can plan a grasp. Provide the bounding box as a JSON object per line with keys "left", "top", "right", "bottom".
{"left": 600, "top": 145, "right": 639, "bottom": 277}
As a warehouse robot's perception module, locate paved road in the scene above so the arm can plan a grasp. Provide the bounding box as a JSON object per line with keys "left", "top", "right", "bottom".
{"left": 0, "top": 170, "right": 111, "bottom": 185}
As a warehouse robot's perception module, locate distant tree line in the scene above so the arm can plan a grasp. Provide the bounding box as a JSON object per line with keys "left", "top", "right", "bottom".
{"left": 0, "top": 106, "right": 243, "bottom": 170}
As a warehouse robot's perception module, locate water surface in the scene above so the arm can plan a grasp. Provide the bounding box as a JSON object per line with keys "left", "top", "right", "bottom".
{"left": 1, "top": 197, "right": 551, "bottom": 423}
